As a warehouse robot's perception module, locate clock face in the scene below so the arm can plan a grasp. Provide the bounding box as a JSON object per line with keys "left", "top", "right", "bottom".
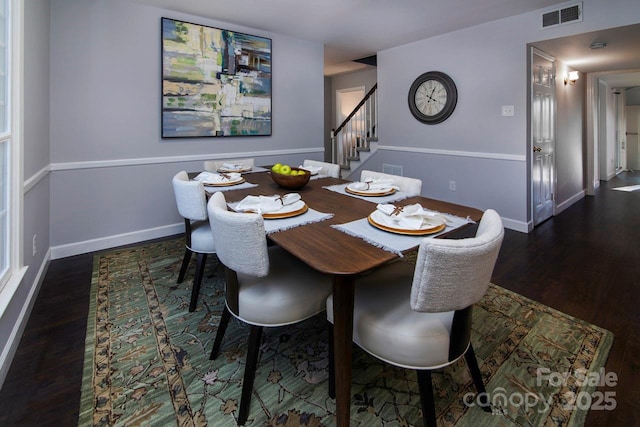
{"left": 408, "top": 71, "right": 458, "bottom": 124}
{"left": 414, "top": 80, "right": 447, "bottom": 116}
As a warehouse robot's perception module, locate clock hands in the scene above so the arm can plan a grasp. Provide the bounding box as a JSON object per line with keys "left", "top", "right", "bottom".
{"left": 426, "top": 87, "right": 437, "bottom": 103}
{"left": 422, "top": 85, "right": 444, "bottom": 106}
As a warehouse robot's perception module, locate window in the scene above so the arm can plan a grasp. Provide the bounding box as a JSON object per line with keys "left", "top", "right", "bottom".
{"left": 0, "top": 0, "right": 14, "bottom": 292}
{"left": 0, "top": 140, "right": 7, "bottom": 290}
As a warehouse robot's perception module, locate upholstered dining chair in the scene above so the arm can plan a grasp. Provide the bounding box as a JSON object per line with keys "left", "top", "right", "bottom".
{"left": 207, "top": 191, "right": 332, "bottom": 426}
{"left": 302, "top": 159, "right": 341, "bottom": 178}
{"left": 326, "top": 209, "right": 504, "bottom": 426}
{"left": 203, "top": 157, "right": 255, "bottom": 172}
{"left": 172, "top": 171, "right": 216, "bottom": 312}
{"left": 360, "top": 169, "right": 422, "bottom": 195}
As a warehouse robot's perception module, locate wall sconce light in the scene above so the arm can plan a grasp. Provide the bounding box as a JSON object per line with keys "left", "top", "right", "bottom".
{"left": 564, "top": 71, "right": 579, "bottom": 85}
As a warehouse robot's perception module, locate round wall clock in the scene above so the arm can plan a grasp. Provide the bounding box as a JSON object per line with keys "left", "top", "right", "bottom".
{"left": 408, "top": 71, "right": 458, "bottom": 124}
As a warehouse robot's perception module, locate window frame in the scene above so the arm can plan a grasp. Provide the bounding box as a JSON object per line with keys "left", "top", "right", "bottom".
{"left": 0, "top": 0, "right": 24, "bottom": 297}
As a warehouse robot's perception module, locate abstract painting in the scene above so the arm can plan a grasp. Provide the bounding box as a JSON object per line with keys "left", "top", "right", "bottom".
{"left": 161, "top": 18, "right": 272, "bottom": 138}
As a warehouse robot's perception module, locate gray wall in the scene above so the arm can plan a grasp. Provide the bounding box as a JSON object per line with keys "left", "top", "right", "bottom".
{"left": 324, "top": 76, "right": 332, "bottom": 161}
{"left": 1, "top": 0, "right": 52, "bottom": 386}
{"left": 627, "top": 87, "right": 640, "bottom": 105}
{"left": 373, "top": 0, "right": 640, "bottom": 231}
{"left": 48, "top": 0, "right": 325, "bottom": 256}
{"left": 555, "top": 63, "right": 585, "bottom": 210}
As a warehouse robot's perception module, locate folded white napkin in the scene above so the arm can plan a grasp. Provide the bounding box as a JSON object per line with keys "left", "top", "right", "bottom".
{"left": 194, "top": 171, "right": 241, "bottom": 184}
{"left": 299, "top": 165, "right": 323, "bottom": 175}
{"left": 235, "top": 193, "right": 302, "bottom": 214}
{"left": 221, "top": 162, "right": 249, "bottom": 171}
{"left": 376, "top": 203, "right": 446, "bottom": 230}
{"left": 350, "top": 178, "right": 399, "bottom": 191}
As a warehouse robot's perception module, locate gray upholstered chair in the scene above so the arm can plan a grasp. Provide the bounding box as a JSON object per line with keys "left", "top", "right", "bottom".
{"left": 207, "top": 191, "right": 332, "bottom": 425}
{"left": 327, "top": 209, "right": 504, "bottom": 426}
{"left": 360, "top": 169, "right": 422, "bottom": 195}
{"left": 203, "top": 157, "right": 255, "bottom": 172}
{"left": 172, "top": 171, "right": 216, "bottom": 312}
{"left": 302, "top": 159, "right": 341, "bottom": 178}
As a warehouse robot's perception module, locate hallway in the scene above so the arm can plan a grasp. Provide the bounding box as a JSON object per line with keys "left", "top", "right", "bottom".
{"left": 492, "top": 171, "right": 640, "bottom": 426}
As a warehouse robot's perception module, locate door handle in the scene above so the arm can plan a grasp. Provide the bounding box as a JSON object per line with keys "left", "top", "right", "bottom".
{"left": 533, "top": 146, "right": 542, "bottom": 152}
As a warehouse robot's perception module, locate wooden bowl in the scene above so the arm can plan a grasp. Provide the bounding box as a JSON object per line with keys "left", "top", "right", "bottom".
{"left": 270, "top": 167, "right": 311, "bottom": 190}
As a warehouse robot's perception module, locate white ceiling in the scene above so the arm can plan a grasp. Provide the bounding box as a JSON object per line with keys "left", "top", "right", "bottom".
{"left": 131, "top": 0, "right": 640, "bottom": 86}
{"left": 129, "top": 0, "right": 569, "bottom": 75}
{"left": 531, "top": 23, "right": 640, "bottom": 89}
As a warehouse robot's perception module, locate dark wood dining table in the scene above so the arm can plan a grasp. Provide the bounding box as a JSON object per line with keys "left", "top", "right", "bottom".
{"left": 206, "top": 170, "right": 484, "bottom": 426}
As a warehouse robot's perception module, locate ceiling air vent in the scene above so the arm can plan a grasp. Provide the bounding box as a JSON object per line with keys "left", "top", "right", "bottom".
{"left": 541, "top": 2, "right": 582, "bottom": 29}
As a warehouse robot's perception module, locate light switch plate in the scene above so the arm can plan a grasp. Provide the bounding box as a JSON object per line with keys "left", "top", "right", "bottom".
{"left": 501, "top": 105, "right": 515, "bottom": 116}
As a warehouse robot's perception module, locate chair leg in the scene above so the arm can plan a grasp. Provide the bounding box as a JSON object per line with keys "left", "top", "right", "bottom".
{"left": 327, "top": 322, "right": 335, "bottom": 399}
{"left": 188, "top": 253, "right": 207, "bottom": 312}
{"left": 210, "top": 306, "right": 231, "bottom": 360}
{"left": 238, "top": 325, "right": 263, "bottom": 426}
{"left": 416, "top": 370, "right": 436, "bottom": 427}
{"left": 177, "top": 248, "right": 192, "bottom": 283}
{"left": 465, "top": 344, "right": 491, "bottom": 412}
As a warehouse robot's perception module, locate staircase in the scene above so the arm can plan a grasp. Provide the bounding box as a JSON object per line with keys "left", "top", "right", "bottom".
{"left": 331, "top": 84, "right": 378, "bottom": 179}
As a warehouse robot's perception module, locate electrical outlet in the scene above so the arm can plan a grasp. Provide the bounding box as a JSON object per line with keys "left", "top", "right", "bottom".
{"left": 449, "top": 180, "right": 456, "bottom": 191}
{"left": 501, "top": 105, "right": 514, "bottom": 116}
{"left": 32, "top": 234, "right": 37, "bottom": 256}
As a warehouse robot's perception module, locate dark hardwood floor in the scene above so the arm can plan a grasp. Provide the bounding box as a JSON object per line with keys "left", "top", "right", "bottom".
{"left": 0, "top": 173, "right": 638, "bottom": 426}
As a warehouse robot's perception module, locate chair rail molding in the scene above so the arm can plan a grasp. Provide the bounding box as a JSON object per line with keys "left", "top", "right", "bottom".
{"left": 24, "top": 165, "right": 51, "bottom": 194}
{"left": 377, "top": 145, "right": 526, "bottom": 162}
{"left": 49, "top": 148, "right": 324, "bottom": 171}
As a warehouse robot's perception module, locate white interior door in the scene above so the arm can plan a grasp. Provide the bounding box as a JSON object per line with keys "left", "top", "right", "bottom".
{"left": 626, "top": 106, "right": 640, "bottom": 170}
{"left": 615, "top": 92, "right": 625, "bottom": 171}
{"left": 531, "top": 48, "right": 556, "bottom": 226}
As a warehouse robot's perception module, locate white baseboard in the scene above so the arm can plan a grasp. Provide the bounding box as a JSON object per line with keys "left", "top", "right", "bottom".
{"left": 50, "top": 223, "right": 183, "bottom": 260}
{"left": 2, "top": 224, "right": 183, "bottom": 388}
{"left": 501, "top": 217, "right": 530, "bottom": 233}
{"left": 556, "top": 190, "right": 586, "bottom": 215}
{"left": 0, "top": 249, "right": 51, "bottom": 389}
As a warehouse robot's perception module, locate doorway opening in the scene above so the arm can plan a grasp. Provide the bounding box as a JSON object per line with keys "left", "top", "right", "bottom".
{"left": 336, "top": 86, "right": 365, "bottom": 128}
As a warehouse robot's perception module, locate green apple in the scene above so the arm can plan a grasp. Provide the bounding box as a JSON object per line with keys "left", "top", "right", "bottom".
{"left": 271, "top": 163, "right": 282, "bottom": 173}
{"left": 280, "top": 164, "right": 292, "bottom": 175}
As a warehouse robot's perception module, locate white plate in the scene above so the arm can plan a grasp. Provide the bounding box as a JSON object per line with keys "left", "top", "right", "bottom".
{"left": 345, "top": 183, "right": 396, "bottom": 196}
{"left": 202, "top": 176, "right": 245, "bottom": 186}
{"left": 262, "top": 201, "right": 308, "bottom": 219}
{"left": 368, "top": 210, "right": 445, "bottom": 235}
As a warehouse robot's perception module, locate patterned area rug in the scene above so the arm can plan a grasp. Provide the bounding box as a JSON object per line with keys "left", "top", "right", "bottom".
{"left": 78, "top": 238, "right": 613, "bottom": 426}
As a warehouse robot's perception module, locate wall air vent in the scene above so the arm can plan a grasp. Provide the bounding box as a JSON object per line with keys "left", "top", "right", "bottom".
{"left": 541, "top": 2, "right": 582, "bottom": 29}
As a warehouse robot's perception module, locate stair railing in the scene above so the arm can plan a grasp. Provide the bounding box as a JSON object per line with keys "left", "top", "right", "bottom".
{"left": 331, "top": 84, "right": 378, "bottom": 169}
